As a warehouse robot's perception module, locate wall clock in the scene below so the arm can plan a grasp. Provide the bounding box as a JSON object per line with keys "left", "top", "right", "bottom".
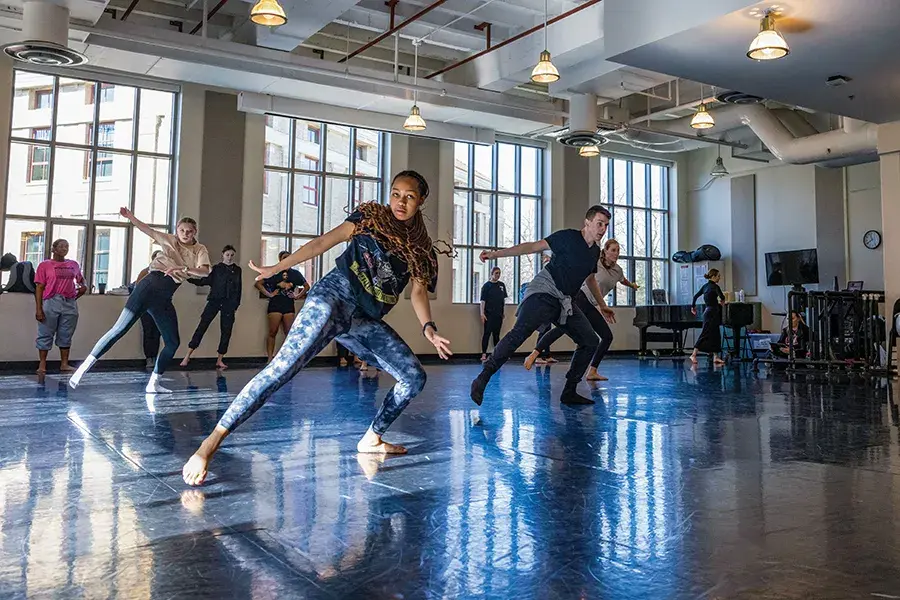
{"left": 863, "top": 230, "right": 881, "bottom": 250}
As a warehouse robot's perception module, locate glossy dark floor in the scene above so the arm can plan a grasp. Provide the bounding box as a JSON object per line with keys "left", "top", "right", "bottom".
{"left": 3, "top": 359, "right": 900, "bottom": 599}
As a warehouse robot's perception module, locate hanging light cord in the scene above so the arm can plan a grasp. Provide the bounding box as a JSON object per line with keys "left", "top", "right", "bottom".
{"left": 543, "top": 0, "right": 548, "bottom": 50}
{"left": 413, "top": 41, "right": 419, "bottom": 105}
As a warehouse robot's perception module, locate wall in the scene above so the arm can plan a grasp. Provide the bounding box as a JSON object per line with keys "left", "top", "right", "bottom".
{"left": 684, "top": 144, "right": 883, "bottom": 332}
{"left": 846, "top": 162, "right": 884, "bottom": 288}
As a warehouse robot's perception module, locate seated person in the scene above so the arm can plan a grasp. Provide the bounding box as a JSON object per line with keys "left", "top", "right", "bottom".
{"left": 1, "top": 253, "right": 36, "bottom": 294}
{"left": 770, "top": 311, "right": 809, "bottom": 359}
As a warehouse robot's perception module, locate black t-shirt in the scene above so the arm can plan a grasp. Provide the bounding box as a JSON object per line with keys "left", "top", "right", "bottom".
{"left": 263, "top": 269, "right": 307, "bottom": 299}
{"left": 480, "top": 280, "right": 508, "bottom": 316}
{"left": 544, "top": 229, "right": 600, "bottom": 297}
{"left": 335, "top": 210, "right": 437, "bottom": 319}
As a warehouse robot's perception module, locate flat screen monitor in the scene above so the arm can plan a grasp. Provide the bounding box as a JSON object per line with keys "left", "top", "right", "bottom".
{"left": 765, "top": 249, "right": 819, "bottom": 286}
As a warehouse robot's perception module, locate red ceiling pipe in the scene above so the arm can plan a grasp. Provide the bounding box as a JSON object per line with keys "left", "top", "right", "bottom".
{"left": 338, "top": 0, "right": 450, "bottom": 63}
{"left": 425, "top": 0, "right": 601, "bottom": 79}
{"left": 474, "top": 21, "right": 491, "bottom": 49}
{"left": 189, "top": 0, "right": 229, "bottom": 34}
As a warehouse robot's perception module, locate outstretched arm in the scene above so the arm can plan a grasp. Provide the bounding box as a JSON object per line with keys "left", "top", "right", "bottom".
{"left": 585, "top": 276, "right": 616, "bottom": 323}
{"left": 249, "top": 222, "right": 355, "bottom": 281}
{"left": 120, "top": 207, "right": 160, "bottom": 241}
{"left": 480, "top": 240, "right": 549, "bottom": 262}
{"left": 411, "top": 280, "right": 452, "bottom": 360}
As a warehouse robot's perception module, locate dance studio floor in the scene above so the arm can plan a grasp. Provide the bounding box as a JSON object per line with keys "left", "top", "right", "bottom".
{"left": 2, "top": 359, "right": 900, "bottom": 599}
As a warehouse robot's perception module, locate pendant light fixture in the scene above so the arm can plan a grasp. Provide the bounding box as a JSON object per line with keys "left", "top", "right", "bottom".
{"left": 250, "top": 0, "right": 287, "bottom": 26}
{"left": 691, "top": 84, "right": 715, "bottom": 130}
{"left": 403, "top": 42, "right": 427, "bottom": 132}
{"left": 710, "top": 144, "right": 729, "bottom": 178}
{"left": 747, "top": 11, "right": 790, "bottom": 61}
{"left": 579, "top": 144, "right": 600, "bottom": 158}
{"left": 530, "top": 0, "right": 559, "bottom": 84}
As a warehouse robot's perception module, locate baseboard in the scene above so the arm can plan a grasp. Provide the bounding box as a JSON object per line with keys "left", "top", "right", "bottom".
{"left": 0, "top": 349, "right": 643, "bottom": 375}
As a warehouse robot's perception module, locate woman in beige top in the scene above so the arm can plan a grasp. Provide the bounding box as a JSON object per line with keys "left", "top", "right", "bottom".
{"left": 525, "top": 239, "right": 638, "bottom": 381}
{"left": 69, "top": 207, "right": 211, "bottom": 394}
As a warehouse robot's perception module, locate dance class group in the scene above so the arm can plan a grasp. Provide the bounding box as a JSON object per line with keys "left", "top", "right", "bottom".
{"left": 10, "top": 168, "right": 728, "bottom": 486}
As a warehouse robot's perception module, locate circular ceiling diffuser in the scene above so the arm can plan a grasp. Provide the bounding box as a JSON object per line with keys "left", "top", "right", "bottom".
{"left": 715, "top": 90, "right": 764, "bottom": 105}
{"left": 3, "top": 41, "right": 88, "bottom": 66}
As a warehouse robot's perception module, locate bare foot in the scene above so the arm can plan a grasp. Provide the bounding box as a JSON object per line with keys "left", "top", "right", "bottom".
{"left": 481, "top": 354, "right": 488, "bottom": 363}
{"left": 216, "top": 361, "right": 228, "bottom": 370}
{"left": 357, "top": 430, "right": 407, "bottom": 454}
{"left": 524, "top": 350, "right": 540, "bottom": 371}
{"left": 59, "top": 364, "right": 74, "bottom": 373}
{"left": 36, "top": 365, "right": 47, "bottom": 374}
{"left": 713, "top": 357, "right": 726, "bottom": 366}
{"left": 690, "top": 354, "right": 699, "bottom": 365}
{"left": 179, "top": 356, "right": 190, "bottom": 368}
{"left": 545, "top": 357, "right": 558, "bottom": 364}
{"left": 359, "top": 362, "right": 369, "bottom": 371}
{"left": 585, "top": 369, "right": 608, "bottom": 381}
{"left": 182, "top": 428, "right": 227, "bottom": 486}
{"left": 180, "top": 489, "right": 205, "bottom": 514}
{"left": 339, "top": 358, "right": 348, "bottom": 367}
{"left": 182, "top": 454, "right": 209, "bottom": 486}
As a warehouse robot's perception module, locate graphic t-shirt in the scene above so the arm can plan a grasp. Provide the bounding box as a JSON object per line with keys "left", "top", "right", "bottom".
{"left": 263, "top": 269, "right": 307, "bottom": 298}
{"left": 35, "top": 259, "right": 83, "bottom": 299}
{"left": 544, "top": 229, "right": 601, "bottom": 297}
{"left": 480, "top": 280, "right": 508, "bottom": 317}
{"left": 335, "top": 210, "right": 437, "bottom": 319}
{"left": 147, "top": 230, "right": 211, "bottom": 283}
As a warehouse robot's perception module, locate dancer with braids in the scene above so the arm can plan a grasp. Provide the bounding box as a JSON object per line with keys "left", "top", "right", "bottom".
{"left": 182, "top": 170, "right": 452, "bottom": 486}
{"left": 523, "top": 238, "right": 638, "bottom": 381}
{"left": 470, "top": 206, "right": 610, "bottom": 407}
{"left": 69, "top": 208, "right": 211, "bottom": 393}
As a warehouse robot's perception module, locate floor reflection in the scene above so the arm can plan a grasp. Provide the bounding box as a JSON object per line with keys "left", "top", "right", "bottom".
{"left": 1, "top": 360, "right": 899, "bottom": 598}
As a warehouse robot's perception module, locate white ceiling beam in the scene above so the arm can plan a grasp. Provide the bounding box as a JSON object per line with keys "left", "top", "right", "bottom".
{"left": 300, "top": 32, "right": 447, "bottom": 70}
{"left": 354, "top": 0, "right": 542, "bottom": 30}
{"left": 339, "top": 5, "right": 501, "bottom": 51}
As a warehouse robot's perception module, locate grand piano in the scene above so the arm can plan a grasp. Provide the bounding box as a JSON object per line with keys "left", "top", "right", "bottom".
{"left": 633, "top": 305, "right": 701, "bottom": 356}
{"left": 633, "top": 302, "right": 758, "bottom": 357}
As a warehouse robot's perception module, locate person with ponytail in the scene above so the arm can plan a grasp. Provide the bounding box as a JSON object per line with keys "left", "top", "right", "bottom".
{"left": 691, "top": 268, "right": 726, "bottom": 365}
{"left": 524, "top": 238, "right": 638, "bottom": 381}
{"left": 69, "top": 209, "right": 211, "bottom": 393}
{"left": 182, "top": 170, "right": 453, "bottom": 486}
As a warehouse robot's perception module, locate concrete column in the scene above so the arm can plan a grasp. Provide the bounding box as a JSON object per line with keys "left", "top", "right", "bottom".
{"left": 878, "top": 122, "right": 900, "bottom": 317}
{"left": 0, "top": 57, "right": 13, "bottom": 243}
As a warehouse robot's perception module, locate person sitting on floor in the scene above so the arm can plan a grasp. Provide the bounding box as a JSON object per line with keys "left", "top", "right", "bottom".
{"left": 770, "top": 311, "right": 809, "bottom": 359}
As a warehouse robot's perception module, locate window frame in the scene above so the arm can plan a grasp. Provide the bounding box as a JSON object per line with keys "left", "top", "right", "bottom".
{"left": 599, "top": 155, "right": 671, "bottom": 307}
{"left": 452, "top": 141, "right": 544, "bottom": 304}
{"left": 3, "top": 70, "right": 179, "bottom": 292}
{"left": 262, "top": 119, "right": 384, "bottom": 280}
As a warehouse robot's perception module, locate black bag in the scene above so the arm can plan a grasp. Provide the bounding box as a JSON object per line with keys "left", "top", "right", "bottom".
{"left": 690, "top": 244, "right": 721, "bottom": 262}
{"left": 672, "top": 250, "right": 692, "bottom": 264}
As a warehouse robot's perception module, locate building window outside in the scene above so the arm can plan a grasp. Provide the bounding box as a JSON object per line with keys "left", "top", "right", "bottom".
{"left": 599, "top": 155, "right": 670, "bottom": 307}
{"left": 452, "top": 141, "right": 544, "bottom": 304}
{"left": 3, "top": 70, "right": 178, "bottom": 292}
{"left": 263, "top": 118, "right": 382, "bottom": 284}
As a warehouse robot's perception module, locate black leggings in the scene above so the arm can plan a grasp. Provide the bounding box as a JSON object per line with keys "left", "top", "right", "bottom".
{"left": 140, "top": 313, "right": 160, "bottom": 360}
{"left": 188, "top": 300, "right": 237, "bottom": 355}
{"left": 534, "top": 291, "right": 613, "bottom": 369}
{"left": 90, "top": 272, "right": 180, "bottom": 374}
{"left": 482, "top": 293, "right": 598, "bottom": 385}
{"left": 482, "top": 314, "right": 502, "bottom": 354}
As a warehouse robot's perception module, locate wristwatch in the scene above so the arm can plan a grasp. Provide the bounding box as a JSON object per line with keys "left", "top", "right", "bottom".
{"left": 423, "top": 321, "right": 438, "bottom": 336}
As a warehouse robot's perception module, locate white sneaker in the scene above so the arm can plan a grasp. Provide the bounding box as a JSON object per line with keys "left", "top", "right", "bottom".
{"left": 145, "top": 373, "right": 172, "bottom": 394}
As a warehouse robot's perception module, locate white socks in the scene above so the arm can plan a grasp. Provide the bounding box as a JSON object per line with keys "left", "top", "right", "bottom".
{"left": 68, "top": 355, "right": 97, "bottom": 389}
{"left": 145, "top": 372, "right": 172, "bottom": 394}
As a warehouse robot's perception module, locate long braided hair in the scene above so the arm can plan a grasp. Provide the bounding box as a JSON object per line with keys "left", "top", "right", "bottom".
{"left": 350, "top": 170, "right": 452, "bottom": 287}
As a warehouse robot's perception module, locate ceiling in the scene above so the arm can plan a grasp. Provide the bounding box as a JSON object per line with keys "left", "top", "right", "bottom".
{"left": 610, "top": 0, "right": 900, "bottom": 124}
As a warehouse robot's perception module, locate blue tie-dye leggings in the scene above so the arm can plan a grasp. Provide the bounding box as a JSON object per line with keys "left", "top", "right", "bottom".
{"left": 217, "top": 270, "right": 427, "bottom": 435}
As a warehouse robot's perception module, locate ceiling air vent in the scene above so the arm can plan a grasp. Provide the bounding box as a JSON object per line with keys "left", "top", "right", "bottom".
{"left": 715, "top": 90, "right": 764, "bottom": 105}
{"left": 2, "top": 1, "right": 87, "bottom": 66}
{"left": 558, "top": 94, "right": 608, "bottom": 148}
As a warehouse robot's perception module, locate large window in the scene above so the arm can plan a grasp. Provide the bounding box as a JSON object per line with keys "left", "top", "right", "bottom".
{"left": 599, "top": 156, "right": 670, "bottom": 306}
{"left": 3, "top": 70, "right": 177, "bottom": 292}
{"left": 453, "top": 141, "right": 543, "bottom": 303}
{"left": 262, "top": 117, "right": 383, "bottom": 284}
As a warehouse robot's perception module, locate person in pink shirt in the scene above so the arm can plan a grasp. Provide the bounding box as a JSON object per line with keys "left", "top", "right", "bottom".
{"left": 35, "top": 239, "right": 86, "bottom": 374}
